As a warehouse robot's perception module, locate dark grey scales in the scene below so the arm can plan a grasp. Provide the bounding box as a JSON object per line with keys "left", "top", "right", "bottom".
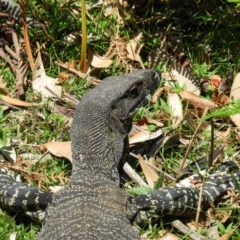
{"left": 37, "top": 69, "right": 160, "bottom": 239}
{"left": 0, "top": 0, "right": 38, "bottom": 26}
{"left": 0, "top": 70, "right": 240, "bottom": 239}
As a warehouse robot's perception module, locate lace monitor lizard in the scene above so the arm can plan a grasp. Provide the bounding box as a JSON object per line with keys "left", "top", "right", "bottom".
{"left": 0, "top": 70, "right": 240, "bottom": 239}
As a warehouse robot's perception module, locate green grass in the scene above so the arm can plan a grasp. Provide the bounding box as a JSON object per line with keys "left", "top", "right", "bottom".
{"left": 0, "top": 0, "right": 240, "bottom": 239}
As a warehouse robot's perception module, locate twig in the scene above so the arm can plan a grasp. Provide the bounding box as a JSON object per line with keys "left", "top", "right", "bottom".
{"left": 172, "top": 220, "right": 208, "bottom": 240}
{"left": 123, "top": 162, "right": 148, "bottom": 187}
{"left": 209, "top": 119, "right": 214, "bottom": 167}
{"left": 54, "top": 60, "right": 101, "bottom": 85}
{"left": 4, "top": 44, "right": 18, "bottom": 60}
{"left": 0, "top": 101, "right": 22, "bottom": 110}
{"left": 20, "top": 0, "right": 34, "bottom": 71}
{"left": 176, "top": 107, "right": 209, "bottom": 182}
{"left": 130, "top": 152, "right": 176, "bottom": 181}
{"left": 195, "top": 177, "right": 206, "bottom": 228}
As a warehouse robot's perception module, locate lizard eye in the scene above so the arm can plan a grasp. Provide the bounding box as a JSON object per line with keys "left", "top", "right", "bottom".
{"left": 129, "top": 86, "right": 139, "bottom": 98}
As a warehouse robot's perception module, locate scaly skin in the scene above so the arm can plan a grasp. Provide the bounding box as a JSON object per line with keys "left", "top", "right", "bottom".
{"left": 36, "top": 70, "right": 160, "bottom": 239}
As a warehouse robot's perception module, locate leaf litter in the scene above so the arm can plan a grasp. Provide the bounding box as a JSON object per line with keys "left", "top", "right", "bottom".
{"left": 0, "top": 1, "right": 240, "bottom": 239}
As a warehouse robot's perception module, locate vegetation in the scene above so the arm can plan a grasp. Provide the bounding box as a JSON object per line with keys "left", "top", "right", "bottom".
{"left": 0, "top": 0, "right": 240, "bottom": 239}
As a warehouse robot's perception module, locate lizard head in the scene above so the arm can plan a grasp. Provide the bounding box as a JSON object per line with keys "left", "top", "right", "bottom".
{"left": 71, "top": 69, "right": 161, "bottom": 182}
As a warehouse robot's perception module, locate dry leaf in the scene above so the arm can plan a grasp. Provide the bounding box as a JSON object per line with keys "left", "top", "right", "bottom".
{"left": 1, "top": 95, "right": 41, "bottom": 107}
{"left": 210, "top": 74, "right": 221, "bottom": 89}
{"left": 137, "top": 116, "right": 164, "bottom": 130}
{"left": 167, "top": 92, "right": 183, "bottom": 129}
{"left": 230, "top": 72, "right": 240, "bottom": 128}
{"left": 0, "top": 144, "right": 16, "bottom": 162}
{"left": 218, "top": 230, "right": 234, "bottom": 240}
{"left": 0, "top": 76, "right": 9, "bottom": 95}
{"left": 138, "top": 154, "right": 158, "bottom": 188}
{"left": 151, "top": 88, "right": 164, "bottom": 103}
{"left": 58, "top": 72, "right": 70, "bottom": 84}
{"left": 179, "top": 90, "right": 217, "bottom": 109}
{"left": 126, "top": 32, "right": 144, "bottom": 67}
{"left": 129, "top": 129, "right": 162, "bottom": 144}
{"left": 161, "top": 232, "right": 180, "bottom": 240}
{"left": 32, "top": 50, "right": 62, "bottom": 98}
{"left": 89, "top": 53, "right": 113, "bottom": 68}
{"left": 43, "top": 141, "right": 72, "bottom": 162}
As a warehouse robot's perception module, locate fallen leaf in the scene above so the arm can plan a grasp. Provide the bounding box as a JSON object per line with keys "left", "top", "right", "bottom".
{"left": 32, "top": 49, "right": 62, "bottom": 98}
{"left": 218, "top": 230, "right": 234, "bottom": 240}
{"left": 210, "top": 74, "right": 221, "bottom": 89}
{"left": 129, "top": 129, "right": 163, "bottom": 144}
{"left": 49, "top": 186, "right": 64, "bottom": 193}
{"left": 230, "top": 72, "right": 240, "bottom": 128}
{"left": 151, "top": 88, "right": 164, "bottom": 103}
{"left": 43, "top": 141, "right": 72, "bottom": 162}
{"left": 161, "top": 232, "right": 180, "bottom": 240}
{"left": 179, "top": 90, "right": 217, "bottom": 109}
{"left": 137, "top": 116, "right": 164, "bottom": 130}
{"left": 138, "top": 154, "right": 158, "bottom": 188}
{"left": 126, "top": 32, "right": 144, "bottom": 67}
{"left": 58, "top": 72, "right": 70, "bottom": 84}
{"left": 89, "top": 53, "right": 113, "bottom": 68}
{"left": 167, "top": 92, "right": 183, "bottom": 129}
{"left": 0, "top": 144, "right": 16, "bottom": 162}
{"left": 1, "top": 95, "right": 41, "bottom": 107}
{"left": 0, "top": 76, "right": 9, "bottom": 95}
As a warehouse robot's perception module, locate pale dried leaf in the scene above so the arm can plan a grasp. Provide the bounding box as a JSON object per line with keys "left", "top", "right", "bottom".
{"left": 129, "top": 129, "right": 162, "bottom": 144}
{"left": 0, "top": 76, "right": 9, "bottom": 95}
{"left": 49, "top": 185, "right": 64, "bottom": 193}
{"left": 9, "top": 232, "right": 17, "bottom": 240}
{"left": 178, "top": 90, "right": 217, "bottom": 109}
{"left": 161, "top": 232, "right": 180, "bottom": 240}
{"left": 126, "top": 32, "right": 144, "bottom": 66}
{"left": 89, "top": 53, "right": 113, "bottom": 68}
{"left": 104, "top": 1, "right": 123, "bottom": 23}
{"left": 145, "top": 117, "right": 164, "bottom": 127}
{"left": 230, "top": 72, "right": 240, "bottom": 128}
{"left": 32, "top": 50, "right": 62, "bottom": 98}
{"left": 138, "top": 154, "right": 159, "bottom": 188}
{"left": 1, "top": 95, "right": 41, "bottom": 107}
{"left": 43, "top": 141, "right": 72, "bottom": 162}
{"left": 0, "top": 144, "right": 16, "bottom": 163}
{"left": 167, "top": 93, "right": 183, "bottom": 129}
{"left": 207, "top": 220, "right": 220, "bottom": 240}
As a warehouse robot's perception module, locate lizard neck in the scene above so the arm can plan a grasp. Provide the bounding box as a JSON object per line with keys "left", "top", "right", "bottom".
{"left": 71, "top": 103, "right": 127, "bottom": 184}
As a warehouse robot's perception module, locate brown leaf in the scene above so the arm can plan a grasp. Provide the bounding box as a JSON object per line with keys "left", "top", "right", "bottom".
{"left": 151, "top": 88, "right": 164, "bottom": 103}
{"left": 1, "top": 95, "right": 41, "bottom": 107}
{"left": 43, "top": 141, "right": 72, "bottom": 162}
{"left": 179, "top": 90, "right": 217, "bottom": 109}
{"left": 210, "top": 74, "right": 221, "bottom": 89}
{"left": 126, "top": 32, "right": 144, "bottom": 67}
{"left": 218, "top": 230, "right": 234, "bottom": 240}
{"left": 0, "top": 76, "right": 9, "bottom": 95}
{"left": 137, "top": 116, "right": 164, "bottom": 130}
{"left": 138, "top": 154, "right": 159, "bottom": 188}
